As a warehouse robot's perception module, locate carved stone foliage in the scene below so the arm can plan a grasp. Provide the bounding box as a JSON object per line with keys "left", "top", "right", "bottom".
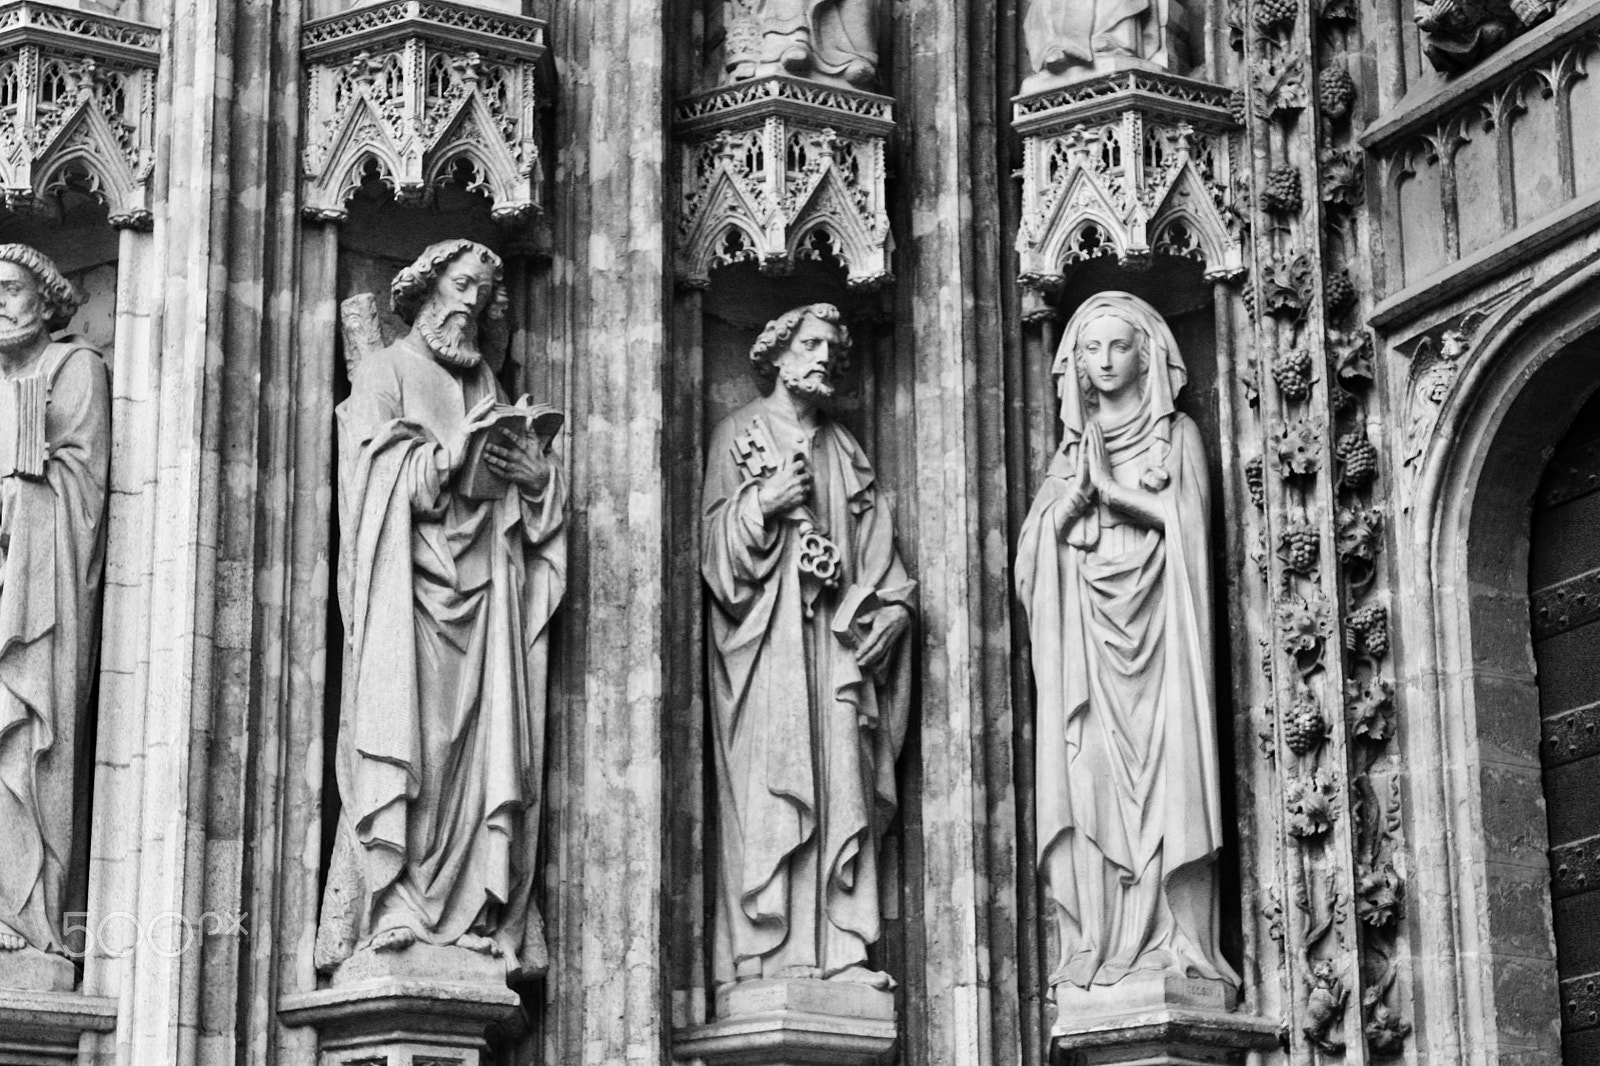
{"left": 300, "top": 0, "right": 547, "bottom": 224}
{"left": 1012, "top": 71, "right": 1243, "bottom": 297}
{"left": 675, "top": 76, "right": 893, "bottom": 289}
{"left": 0, "top": 1, "right": 161, "bottom": 229}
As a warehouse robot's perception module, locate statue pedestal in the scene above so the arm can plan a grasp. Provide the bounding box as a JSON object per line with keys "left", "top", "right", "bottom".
{"left": 1050, "top": 978, "right": 1277, "bottom": 1066}
{"left": 279, "top": 978, "right": 521, "bottom": 1066}
{"left": 0, "top": 988, "right": 118, "bottom": 1064}
{"left": 0, "top": 947, "right": 75, "bottom": 992}
{"left": 673, "top": 978, "right": 897, "bottom": 1066}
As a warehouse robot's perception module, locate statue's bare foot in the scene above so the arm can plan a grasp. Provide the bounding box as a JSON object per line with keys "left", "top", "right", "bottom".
{"left": 370, "top": 928, "right": 415, "bottom": 953}
{"left": 455, "top": 933, "right": 501, "bottom": 957}
{"left": 779, "top": 45, "right": 813, "bottom": 75}
{"left": 826, "top": 965, "right": 895, "bottom": 990}
{"left": 0, "top": 922, "right": 24, "bottom": 951}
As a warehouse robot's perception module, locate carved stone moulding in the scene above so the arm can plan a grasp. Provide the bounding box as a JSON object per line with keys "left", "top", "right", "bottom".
{"left": 0, "top": 988, "right": 118, "bottom": 1065}
{"left": 279, "top": 979, "right": 521, "bottom": 1066}
{"left": 1012, "top": 70, "right": 1242, "bottom": 297}
{"left": 0, "top": 0, "right": 160, "bottom": 230}
{"left": 300, "top": 0, "right": 547, "bottom": 225}
{"left": 674, "top": 75, "right": 894, "bottom": 291}
{"left": 673, "top": 979, "right": 896, "bottom": 1066}
{"left": 1050, "top": 1010, "right": 1280, "bottom": 1066}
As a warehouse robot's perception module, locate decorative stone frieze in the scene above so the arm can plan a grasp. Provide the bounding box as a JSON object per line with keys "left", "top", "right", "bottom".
{"left": 674, "top": 75, "right": 893, "bottom": 290}
{"left": 1012, "top": 70, "right": 1243, "bottom": 296}
{"left": 300, "top": 0, "right": 547, "bottom": 224}
{"left": 0, "top": 0, "right": 160, "bottom": 228}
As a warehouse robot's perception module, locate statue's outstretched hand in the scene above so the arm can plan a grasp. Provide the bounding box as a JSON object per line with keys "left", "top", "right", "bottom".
{"left": 758, "top": 452, "right": 812, "bottom": 520}
{"left": 439, "top": 396, "right": 501, "bottom": 476}
{"left": 855, "top": 602, "right": 911, "bottom": 676}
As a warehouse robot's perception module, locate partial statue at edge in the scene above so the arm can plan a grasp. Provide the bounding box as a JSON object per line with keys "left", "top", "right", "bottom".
{"left": 316, "top": 239, "right": 566, "bottom": 984}
{"left": 1021, "top": 0, "right": 1172, "bottom": 94}
{"left": 722, "top": 0, "right": 880, "bottom": 89}
{"left": 701, "top": 303, "right": 914, "bottom": 994}
{"left": 1015, "top": 292, "right": 1237, "bottom": 1012}
{"left": 0, "top": 245, "right": 110, "bottom": 991}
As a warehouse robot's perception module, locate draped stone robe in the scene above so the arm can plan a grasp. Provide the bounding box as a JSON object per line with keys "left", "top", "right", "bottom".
{"left": 0, "top": 341, "right": 109, "bottom": 956}
{"left": 318, "top": 329, "right": 565, "bottom": 977}
{"left": 748, "top": 0, "right": 878, "bottom": 82}
{"left": 701, "top": 394, "right": 914, "bottom": 984}
{"left": 1016, "top": 408, "right": 1236, "bottom": 992}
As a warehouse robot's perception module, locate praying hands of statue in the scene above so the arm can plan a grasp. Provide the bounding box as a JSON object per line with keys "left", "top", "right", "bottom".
{"left": 758, "top": 451, "right": 812, "bottom": 520}
{"left": 1084, "top": 418, "right": 1166, "bottom": 531}
{"left": 1055, "top": 438, "right": 1097, "bottom": 534}
{"left": 485, "top": 433, "right": 553, "bottom": 494}
{"left": 854, "top": 602, "right": 912, "bottom": 677}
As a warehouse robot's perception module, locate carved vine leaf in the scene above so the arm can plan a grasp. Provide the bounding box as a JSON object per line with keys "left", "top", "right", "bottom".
{"left": 1320, "top": 0, "right": 1358, "bottom": 26}
{"left": 1286, "top": 769, "right": 1339, "bottom": 839}
{"left": 1355, "top": 862, "right": 1405, "bottom": 929}
{"left": 1252, "top": 52, "right": 1308, "bottom": 119}
{"left": 1336, "top": 505, "right": 1383, "bottom": 564}
{"left": 1272, "top": 416, "right": 1324, "bottom": 478}
{"left": 1320, "top": 148, "right": 1365, "bottom": 208}
{"left": 1346, "top": 676, "right": 1396, "bottom": 742}
{"left": 1364, "top": 1003, "right": 1413, "bottom": 1055}
{"left": 1331, "top": 329, "right": 1375, "bottom": 385}
{"left": 1260, "top": 252, "right": 1314, "bottom": 318}
{"left": 1276, "top": 594, "right": 1335, "bottom": 674}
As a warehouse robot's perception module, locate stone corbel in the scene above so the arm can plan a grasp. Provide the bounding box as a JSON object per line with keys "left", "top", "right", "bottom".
{"left": 674, "top": 75, "right": 894, "bottom": 291}
{"left": 300, "top": 0, "right": 546, "bottom": 224}
{"left": 1013, "top": 70, "right": 1242, "bottom": 299}
{"left": 0, "top": 1, "right": 160, "bottom": 229}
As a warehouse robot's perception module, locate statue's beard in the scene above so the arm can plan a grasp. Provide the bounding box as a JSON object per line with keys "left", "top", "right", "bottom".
{"left": 416, "top": 306, "right": 483, "bottom": 370}
{"left": 0, "top": 318, "right": 45, "bottom": 358}
{"left": 778, "top": 363, "right": 835, "bottom": 399}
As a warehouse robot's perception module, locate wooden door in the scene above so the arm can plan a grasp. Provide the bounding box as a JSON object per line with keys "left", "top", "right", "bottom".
{"left": 1532, "top": 389, "right": 1600, "bottom": 1063}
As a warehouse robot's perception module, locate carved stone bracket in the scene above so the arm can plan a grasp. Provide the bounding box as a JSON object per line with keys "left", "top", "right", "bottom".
{"left": 1013, "top": 70, "right": 1242, "bottom": 294}
{"left": 674, "top": 75, "right": 894, "bottom": 290}
{"left": 300, "top": 0, "right": 547, "bottom": 224}
{"left": 0, "top": 1, "right": 160, "bottom": 229}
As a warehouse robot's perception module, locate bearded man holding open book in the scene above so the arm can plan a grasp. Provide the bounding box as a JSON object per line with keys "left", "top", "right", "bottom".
{"left": 317, "top": 239, "right": 565, "bottom": 984}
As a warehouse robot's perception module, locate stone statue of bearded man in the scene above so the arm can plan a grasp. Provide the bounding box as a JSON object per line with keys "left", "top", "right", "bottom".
{"left": 316, "top": 240, "right": 565, "bottom": 984}
{"left": 0, "top": 244, "right": 110, "bottom": 991}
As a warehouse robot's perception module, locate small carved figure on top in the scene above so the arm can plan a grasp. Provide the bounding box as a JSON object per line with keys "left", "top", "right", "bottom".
{"left": 1413, "top": 0, "right": 1555, "bottom": 73}
{"left": 316, "top": 239, "right": 565, "bottom": 985}
{"left": 1015, "top": 292, "right": 1239, "bottom": 1010}
{"left": 701, "top": 303, "right": 915, "bottom": 993}
{"left": 0, "top": 245, "right": 111, "bottom": 991}
{"left": 722, "top": 0, "right": 880, "bottom": 89}
{"left": 1021, "top": 0, "right": 1172, "bottom": 94}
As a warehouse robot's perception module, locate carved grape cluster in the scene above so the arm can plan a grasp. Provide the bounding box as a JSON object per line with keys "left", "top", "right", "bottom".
{"left": 1254, "top": 0, "right": 1298, "bottom": 32}
{"left": 1261, "top": 164, "right": 1304, "bottom": 215}
{"left": 1272, "top": 344, "right": 1314, "bottom": 401}
{"left": 1336, "top": 432, "right": 1378, "bottom": 488}
{"left": 1228, "top": 86, "right": 1251, "bottom": 126}
{"left": 1279, "top": 519, "right": 1320, "bottom": 573}
{"left": 1319, "top": 65, "right": 1357, "bottom": 122}
{"left": 1346, "top": 604, "right": 1389, "bottom": 658}
{"left": 1245, "top": 456, "right": 1266, "bottom": 509}
{"left": 1325, "top": 269, "right": 1357, "bottom": 315}
{"left": 1285, "top": 697, "right": 1327, "bottom": 755}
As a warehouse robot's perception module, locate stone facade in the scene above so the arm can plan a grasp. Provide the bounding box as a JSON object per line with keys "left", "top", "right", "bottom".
{"left": 0, "top": 0, "right": 1592, "bottom": 1063}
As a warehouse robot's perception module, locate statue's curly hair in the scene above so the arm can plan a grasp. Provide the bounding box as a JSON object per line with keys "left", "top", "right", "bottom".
{"left": 748, "top": 303, "right": 851, "bottom": 380}
{"left": 0, "top": 243, "right": 83, "bottom": 332}
{"left": 390, "top": 239, "right": 505, "bottom": 325}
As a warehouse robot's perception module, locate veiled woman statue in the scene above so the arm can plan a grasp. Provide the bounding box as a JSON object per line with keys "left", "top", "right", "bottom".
{"left": 1015, "top": 292, "right": 1237, "bottom": 1004}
